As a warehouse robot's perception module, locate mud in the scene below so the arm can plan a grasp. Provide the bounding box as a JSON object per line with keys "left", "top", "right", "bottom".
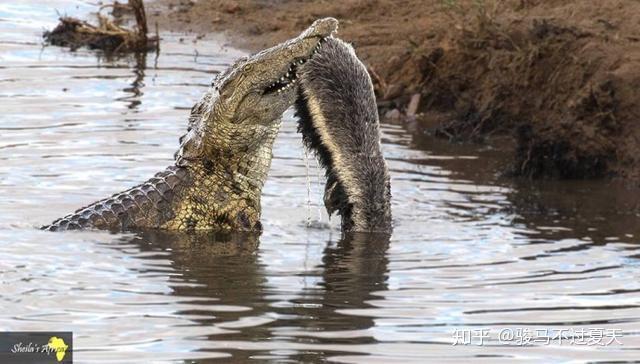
{"left": 148, "top": 0, "right": 640, "bottom": 183}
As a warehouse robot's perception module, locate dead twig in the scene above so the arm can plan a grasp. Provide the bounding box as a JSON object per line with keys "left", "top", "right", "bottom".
{"left": 43, "top": 0, "right": 158, "bottom": 53}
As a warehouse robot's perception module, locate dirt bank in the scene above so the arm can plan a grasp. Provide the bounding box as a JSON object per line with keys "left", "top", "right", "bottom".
{"left": 148, "top": 0, "right": 640, "bottom": 183}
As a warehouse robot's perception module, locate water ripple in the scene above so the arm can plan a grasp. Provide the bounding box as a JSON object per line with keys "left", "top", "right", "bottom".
{"left": 0, "top": 1, "right": 639, "bottom": 363}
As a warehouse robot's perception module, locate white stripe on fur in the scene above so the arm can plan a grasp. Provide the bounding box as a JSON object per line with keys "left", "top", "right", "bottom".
{"left": 302, "top": 88, "right": 365, "bottom": 228}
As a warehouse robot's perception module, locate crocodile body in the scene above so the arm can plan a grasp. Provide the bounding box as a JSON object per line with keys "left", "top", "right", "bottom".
{"left": 43, "top": 152, "right": 273, "bottom": 232}
{"left": 43, "top": 18, "right": 338, "bottom": 232}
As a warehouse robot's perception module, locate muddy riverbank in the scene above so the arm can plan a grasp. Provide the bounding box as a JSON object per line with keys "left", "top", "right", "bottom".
{"left": 147, "top": 0, "right": 640, "bottom": 183}
{"left": 3, "top": 2, "right": 640, "bottom": 361}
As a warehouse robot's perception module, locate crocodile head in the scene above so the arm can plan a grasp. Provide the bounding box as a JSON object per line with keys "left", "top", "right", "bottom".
{"left": 295, "top": 37, "right": 392, "bottom": 233}
{"left": 175, "top": 17, "right": 339, "bottom": 165}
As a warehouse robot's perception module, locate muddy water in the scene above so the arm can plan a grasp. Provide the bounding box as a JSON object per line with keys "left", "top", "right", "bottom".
{"left": 1, "top": 2, "right": 640, "bottom": 363}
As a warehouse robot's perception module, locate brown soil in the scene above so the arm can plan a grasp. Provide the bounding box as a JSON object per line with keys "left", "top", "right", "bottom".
{"left": 148, "top": 0, "right": 640, "bottom": 184}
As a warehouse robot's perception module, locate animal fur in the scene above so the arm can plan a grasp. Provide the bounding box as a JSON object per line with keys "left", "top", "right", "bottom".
{"left": 295, "top": 37, "right": 392, "bottom": 232}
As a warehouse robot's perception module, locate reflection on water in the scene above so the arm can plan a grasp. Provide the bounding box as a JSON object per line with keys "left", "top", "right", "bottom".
{"left": 119, "top": 51, "right": 149, "bottom": 110}
{"left": 1, "top": 1, "right": 640, "bottom": 363}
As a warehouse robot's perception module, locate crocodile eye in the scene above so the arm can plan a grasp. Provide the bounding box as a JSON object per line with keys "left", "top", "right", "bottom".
{"left": 243, "top": 64, "right": 253, "bottom": 72}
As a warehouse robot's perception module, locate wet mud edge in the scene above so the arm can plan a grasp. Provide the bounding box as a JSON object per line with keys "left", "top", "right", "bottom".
{"left": 148, "top": 0, "right": 640, "bottom": 184}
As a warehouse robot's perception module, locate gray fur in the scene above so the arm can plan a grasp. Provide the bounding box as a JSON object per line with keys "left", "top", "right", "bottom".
{"left": 296, "top": 37, "right": 392, "bottom": 233}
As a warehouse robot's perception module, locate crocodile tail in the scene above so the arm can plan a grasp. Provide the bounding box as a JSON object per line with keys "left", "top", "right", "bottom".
{"left": 42, "top": 166, "right": 191, "bottom": 232}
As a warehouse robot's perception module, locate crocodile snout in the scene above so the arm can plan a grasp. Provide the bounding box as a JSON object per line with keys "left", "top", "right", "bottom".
{"left": 302, "top": 17, "right": 338, "bottom": 39}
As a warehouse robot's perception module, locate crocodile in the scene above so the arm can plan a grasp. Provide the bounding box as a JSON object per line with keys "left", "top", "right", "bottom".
{"left": 295, "top": 37, "right": 392, "bottom": 233}
{"left": 43, "top": 17, "right": 339, "bottom": 232}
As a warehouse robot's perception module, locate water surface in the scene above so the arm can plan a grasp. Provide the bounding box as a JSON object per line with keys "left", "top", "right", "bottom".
{"left": 1, "top": 2, "right": 640, "bottom": 362}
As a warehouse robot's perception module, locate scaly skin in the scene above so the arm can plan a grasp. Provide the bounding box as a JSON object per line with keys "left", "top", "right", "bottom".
{"left": 45, "top": 166, "right": 191, "bottom": 231}
{"left": 44, "top": 133, "right": 276, "bottom": 232}
{"left": 43, "top": 18, "right": 338, "bottom": 232}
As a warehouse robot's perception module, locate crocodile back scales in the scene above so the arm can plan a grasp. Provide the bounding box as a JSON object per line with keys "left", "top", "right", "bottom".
{"left": 43, "top": 166, "right": 191, "bottom": 231}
